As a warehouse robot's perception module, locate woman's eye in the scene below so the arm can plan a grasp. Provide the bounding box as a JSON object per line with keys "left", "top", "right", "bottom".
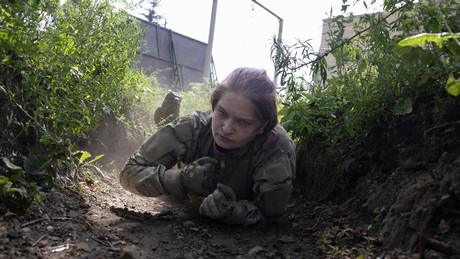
{"left": 218, "top": 110, "right": 226, "bottom": 117}
{"left": 239, "top": 120, "right": 250, "bottom": 126}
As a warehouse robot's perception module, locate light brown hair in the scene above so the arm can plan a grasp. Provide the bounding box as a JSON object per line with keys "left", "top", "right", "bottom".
{"left": 211, "top": 67, "right": 278, "bottom": 133}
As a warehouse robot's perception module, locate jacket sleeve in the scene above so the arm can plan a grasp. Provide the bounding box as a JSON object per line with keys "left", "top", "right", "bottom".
{"left": 218, "top": 142, "right": 296, "bottom": 226}
{"left": 119, "top": 117, "right": 195, "bottom": 197}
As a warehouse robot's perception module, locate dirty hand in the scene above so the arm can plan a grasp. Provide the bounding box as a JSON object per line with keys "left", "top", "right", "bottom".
{"left": 181, "top": 157, "right": 218, "bottom": 197}
{"left": 199, "top": 183, "right": 236, "bottom": 219}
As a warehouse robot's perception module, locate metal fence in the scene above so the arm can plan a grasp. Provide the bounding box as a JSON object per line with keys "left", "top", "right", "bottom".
{"left": 135, "top": 17, "right": 217, "bottom": 91}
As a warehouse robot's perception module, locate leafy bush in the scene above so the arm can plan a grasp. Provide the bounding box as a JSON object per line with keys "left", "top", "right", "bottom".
{"left": 0, "top": 0, "right": 155, "bottom": 213}
{"left": 2, "top": 0, "right": 146, "bottom": 139}
{"left": 0, "top": 158, "right": 47, "bottom": 214}
{"left": 273, "top": 0, "right": 459, "bottom": 157}
{"left": 0, "top": 0, "right": 214, "bottom": 214}
{"left": 180, "top": 83, "right": 213, "bottom": 115}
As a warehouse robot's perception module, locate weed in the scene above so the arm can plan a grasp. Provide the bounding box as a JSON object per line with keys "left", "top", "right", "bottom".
{"left": 272, "top": 0, "right": 460, "bottom": 163}
{"left": 0, "top": 0, "right": 156, "bottom": 213}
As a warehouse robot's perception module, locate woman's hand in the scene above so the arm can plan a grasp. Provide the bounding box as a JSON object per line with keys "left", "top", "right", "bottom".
{"left": 181, "top": 157, "right": 218, "bottom": 197}
{"left": 199, "top": 183, "right": 236, "bottom": 219}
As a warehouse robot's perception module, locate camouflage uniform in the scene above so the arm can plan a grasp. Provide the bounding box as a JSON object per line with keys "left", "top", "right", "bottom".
{"left": 119, "top": 110, "right": 296, "bottom": 225}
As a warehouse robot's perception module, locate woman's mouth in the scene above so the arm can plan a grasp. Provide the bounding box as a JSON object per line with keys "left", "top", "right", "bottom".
{"left": 217, "top": 134, "right": 232, "bottom": 143}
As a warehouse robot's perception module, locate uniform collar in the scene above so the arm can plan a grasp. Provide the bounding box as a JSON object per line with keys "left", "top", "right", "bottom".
{"left": 213, "top": 139, "right": 252, "bottom": 159}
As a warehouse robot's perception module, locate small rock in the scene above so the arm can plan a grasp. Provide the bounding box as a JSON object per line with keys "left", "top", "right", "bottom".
{"left": 46, "top": 226, "right": 54, "bottom": 232}
{"left": 107, "top": 233, "right": 120, "bottom": 241}
{"left": 424, "top": 249, "right": 446, "bottom": 259}
{"left": 119, "top": 245, "right": 139, "bottom": 259}
{"left": 247, "top": 246, "right": 264, "bottom": 255}
{"left": 86, "top": 247, "right": 105, "bottom": 259}
{"left": 183, "top": 220, "right": 196, "bottom": 228}
{"left": 438, "top": 219, "right": 450, "bottom": 234}
{"left": 76, "top": 242, "right": 92, "bottom": 252}
{"left": 0, "top": 224, "right": 7, "bottom": 238}
{"left": 277, "top": 235, "right": 295, "bottom": 243}
{"left": 183, "top": 252, "right": 194, "bottom": 259}
{"left": 20, "top": 227, "right": 32, "bottom": 235}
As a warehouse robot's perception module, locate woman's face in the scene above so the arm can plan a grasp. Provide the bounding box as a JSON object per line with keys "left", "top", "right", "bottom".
{"left": 211, "top": 91, "right": 266, "bottom": 150}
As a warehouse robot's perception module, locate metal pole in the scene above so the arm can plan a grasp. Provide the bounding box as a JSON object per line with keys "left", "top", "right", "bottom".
{"left": 204, "top": 0, "right": 218, "bottom": 85}
{"left": 251, "top": 0, "right": 283, "bottom": 85}
{"left": 251, "top": 0, "right": 282, "bottom": 20}
{"left": 275, "top": 18, "right": 283, "bottom": 85}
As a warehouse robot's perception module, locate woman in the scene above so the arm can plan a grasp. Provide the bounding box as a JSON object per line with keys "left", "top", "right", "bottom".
{"left": 119, "top": 67, "right": 296, "bottom": 225}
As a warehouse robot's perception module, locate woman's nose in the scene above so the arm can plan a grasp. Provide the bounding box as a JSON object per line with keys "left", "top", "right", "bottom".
{"left": 222, "top": 120, "right": 235, "bottom": 134}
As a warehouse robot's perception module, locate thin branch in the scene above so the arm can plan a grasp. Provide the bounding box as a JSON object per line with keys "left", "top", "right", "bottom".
{"left": 421, "top": 235, "right": 460, "bottom": 255}
{"left": 287, "top": 3, "right": 407, "bottom": 72}
{"left": 423, "top": 121, "right": 460, "bottom": 162}
{"left": 20, "top": 216, "right": 74, "bottom": 228}
{"left": 21, "top": 218, "right": 47, "bottom": 228}
{"left": 424, "top": 121, "right": 460, "bottom": 138}
{"left": 32, "top": 234, "right": 49, "bottom": 247}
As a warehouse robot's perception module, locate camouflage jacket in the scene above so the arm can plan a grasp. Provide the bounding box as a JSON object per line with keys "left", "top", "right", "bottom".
{"left": 119, "top": 110, "right": 296, "bottom": 225}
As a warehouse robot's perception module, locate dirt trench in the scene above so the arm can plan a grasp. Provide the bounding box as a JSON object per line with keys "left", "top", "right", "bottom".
{"left": 1, "top": 111, "right": 459, "bottom": 258}
{"left": 4, "top": 150, "right": 458, "bottom": 258}
{"left": 0, "top": 169, "right": 412, "bottom": 259}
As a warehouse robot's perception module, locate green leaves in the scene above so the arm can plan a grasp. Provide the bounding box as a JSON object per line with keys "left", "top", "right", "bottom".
{"left": 446, "top": 75, "right": 460, "bottom": 96}
{"left": 393, "top": 97, "right": 413, "bottom": 116}
{"left": 273, "top": 0, "right": 459, "bottom": 158}
{"left": 398, "top": 33, "right": 460, "bottom": 48}
{"left": 1, "top": 157, "right": 47, "bottom": 214}
{"left": 2, "top": 157, "right": 24, "bottom": 180}
{"left": 0, "top": 0, "right": 152, "bottom": 214}
{"left": 398, "top": 32, "right": 460, "bottom": 97}
{"left": 24, "top": 155, "right": 53, "bottom": 175}
{"left": 72, "top": 150, "right": 106, "bottom": 190}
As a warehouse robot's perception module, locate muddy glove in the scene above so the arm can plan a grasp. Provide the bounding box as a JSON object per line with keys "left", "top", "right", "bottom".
{"left": 199, "top": 183, "right": 236, "bottom": 219}
{"left": 180, "top": 157, "right": 217, "bottom": 197}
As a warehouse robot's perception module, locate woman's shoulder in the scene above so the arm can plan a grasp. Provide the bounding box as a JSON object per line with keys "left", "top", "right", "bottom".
{"left": 251, "top": 126, "right": 296, "bottom": 180}
{"left": 253, "top": 125, "right": 295, "bottom": 157}
{"left": 268, "top": 125, "right": 295, "bottom": 150}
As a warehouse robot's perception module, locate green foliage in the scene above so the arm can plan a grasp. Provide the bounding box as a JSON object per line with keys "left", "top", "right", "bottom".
{"left": 0, "top": 0, "right": 156, "bottom": 213}
{"left": 316, "top": 226, "right": 353, "bottom": 248}
{"left": 1, "top": 0, "right": 145, "bottom": 138}
{"left": 398, "top": 33, "right": 460, "bottom": 48}
{"left": 446, "top": 75, "right": 460, "bottom": 96}
{"left": 273, "top": 0, "right": 460, "bottom": 157}
{"left": 398, "top": 32, "right": 460, "bottom": 97}
{"left": 1, "top": 0, "right": 210, "bottom": 213}
{"left": 1, "top": 157, "right": 47, "bottom": 214}
{"left": 180, "top": 83, "right": 213, "bottom": 115}
{"left": 72, "top": 150, "right": 105, "bottom": 190}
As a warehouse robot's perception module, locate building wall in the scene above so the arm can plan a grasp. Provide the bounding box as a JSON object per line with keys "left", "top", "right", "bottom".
{"left": 317, "top": 0, "right": 451, "bottom": 81}
{"left": 318, "top": 12, "right": 400, "bottom": 80}
{"left": 136, "top": 18, "right": 207, "bottom": 91}
{"left": 318, "top": 15, "right": 363, "bottom": 75}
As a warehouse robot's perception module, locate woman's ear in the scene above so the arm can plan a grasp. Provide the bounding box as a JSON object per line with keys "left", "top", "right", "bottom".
{"left": 258, "top": 121, "right": 269, "bottom": 134}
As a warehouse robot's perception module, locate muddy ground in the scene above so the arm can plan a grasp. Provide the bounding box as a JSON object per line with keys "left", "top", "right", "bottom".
{"left": 1, "top": 113, "right": 459, "bottom": 258}
{"left": 2, "top": 147, "right": 459, "bottom": 258}
{"left": 0, "top": 171, "right": 409, "bottom": 259}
